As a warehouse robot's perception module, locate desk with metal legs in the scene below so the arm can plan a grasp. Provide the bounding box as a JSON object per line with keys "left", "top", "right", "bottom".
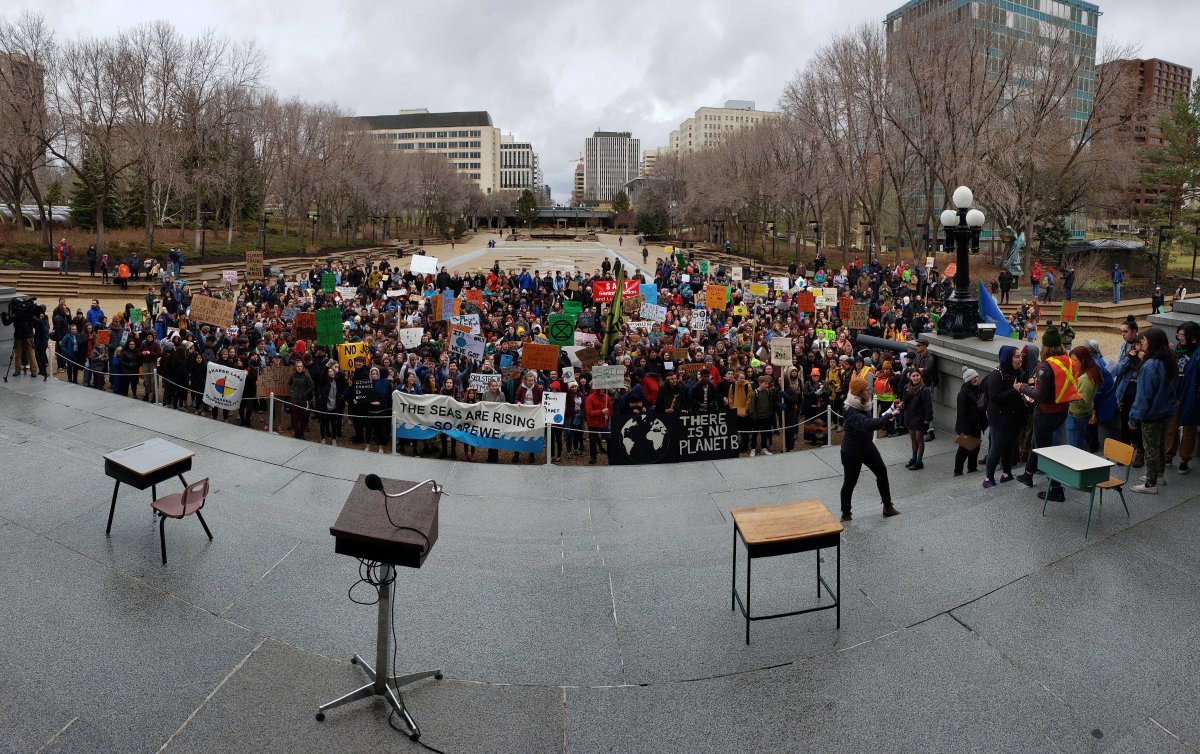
{"left": 103, "top": 438, "right": 193, "bottom": 535}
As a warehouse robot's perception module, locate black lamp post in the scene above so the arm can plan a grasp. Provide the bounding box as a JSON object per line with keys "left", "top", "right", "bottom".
{"left": 309, "top": 211, "right": 319, "bottom": 250}
{"left": 935, "top": 185, "right": 986, "bottom": 340}
{"left": 1156, "top": 224, "right": 1172, "bottom": 289}
{"left": 199, "top": 210, "right": 211, "bottom": 260}
{"left": 346, "top": 215, "right": 354, "bottom": 243}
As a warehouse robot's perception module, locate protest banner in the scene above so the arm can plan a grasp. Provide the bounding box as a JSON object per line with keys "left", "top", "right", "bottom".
{"left": 245, "top": 250, "right": 263, "bottom": 279}
{"left": 189, "top": 294, "right": 235, "bottom": 327}
{"left": 336, "top": 342, "right": 369, "bottom": 371}
{"left": 640, "top": 302, "right": 667, "bottom": 322}
{"left": 796, "top": 292, "right": 816, "bottom": 313}
{"left": 690, "top": 308, "right": 710, "bottom": 331}
{"left": 321, "top": 272, "right": 336, "bottom": 293}
{"left": 547, "top": 314, "right": 576, "bottom": 346}
{"left": 448, "top": 326, "right": 487, "bottom": 360}
{"left": 315, "top": 308, "right": 344, "bottom": 346}
{"left": 770, "top": 338, "right": 793, "bottom": 366}
{"left": 202, "top": 362, "right": 247, "bottom": 410}
{"left": 520, "top": 342, "right": 560, "bottom": 371}
{"left": 465, "top": 288, "right": 484, "bottom": 308}
{"left": 258, "top": 364, "right": 291, "bottom": 397}
{"left": 294, "top": 311, "right": 316, "bottom": 341}
{"left": 591, "top": 364, "right": 626, "bottom": 389}
{"left": 849, "top": 304, "right": 869, "bottom": 329}
{"left": 622, "top": 293, "right": 645, "bottom": 316}
{"left": 543, "top": 391, "right": 566, "bottom": 425}
{"left": 705, "top": 285, "right": 728, "bottom": 310}
{"left": 607, "top": 410, "right": 740, "bottom": 465}
{"left": 562, "top": 300, "right": 582, "bottom": 318}
{"left": 221, "top": 270, "right": 238, "bottom": 283}
{"left": 592, "top": 279, "right": 640, "bottom": 303}
{"left": 469, "top": 373, "right": 499, "bottom": 393}
{"left": 671, "top": 347, "right": 689, "bottom": 362}
{"left": 626, "top": 321, "right": 655, "bottom": 331}
{"left": 640, "top": 283, "right": 658, "bottom": 305}
{"left": 386, "top": 289, "right": 405, "bottom": 298}
{"left": 1061, "top": 301, "right": 1078, "bottom": 323}
{"left": 450, "top": 313, "right": 481, "bottom": 334}
{"left": 732, "top": 266, "right": 743, "bottom": 281}
{"left": 280, "top": 307, "right": 298, "bottom": 321}
{"left": 410, "top": 255, "right": 439, "bottom": 275}
{"left": 749, "top": 283, "right": 768, "bottom": 297}
{"left": 392, "top": 392, "right": 544, "bottom": 452}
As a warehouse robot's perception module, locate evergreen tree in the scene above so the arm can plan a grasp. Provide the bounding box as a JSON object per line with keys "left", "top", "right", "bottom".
{"left": 515, "top": 188, "right": 539, "bottom": 227}
{"left": 611, "top": 190, "right": 630, "bottom": 215}
{"left": 68, "top": 152, "right": 122, "bottom": 230}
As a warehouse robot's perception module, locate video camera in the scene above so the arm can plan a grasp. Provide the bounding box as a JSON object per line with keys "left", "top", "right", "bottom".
{"left": 1, "top": 296, "right": 42, "bottom": 327}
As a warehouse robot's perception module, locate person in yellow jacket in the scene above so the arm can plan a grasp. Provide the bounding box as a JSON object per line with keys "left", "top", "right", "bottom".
{"left": 726, "top": 370, "right": 753, "bottom": 452}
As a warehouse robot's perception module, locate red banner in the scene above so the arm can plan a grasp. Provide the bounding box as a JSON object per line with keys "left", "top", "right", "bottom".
{"left": 796, "top": 292, "right": 816, "bottom": 313}
{"left": 839, "top": 296, "right": 855, "bottom": 318}
{"left": 592, "top": 280, "right": 641, "bottom": 304}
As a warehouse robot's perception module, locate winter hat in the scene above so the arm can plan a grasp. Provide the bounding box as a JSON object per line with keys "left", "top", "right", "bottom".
{"left": 962, "top": 367, "right": 980, "bottom": 384}
{"left": 849, "top": 374, "right": 869, "bottom": 396}
{"left": 1042, "top": 325, "right": 1061, "bottom": 348}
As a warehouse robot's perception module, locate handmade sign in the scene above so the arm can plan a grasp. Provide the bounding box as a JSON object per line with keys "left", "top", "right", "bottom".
{"left": 392, "top": 392, "right": 544, "bottom": 452}
{"left": 410, "top": 255, "right": 439, "bottom": 275}
{"left": 202, "top": 362, "right": 247, "bottom": 410}
{"left": 732, "top": 267, "right": 743, "bottom": 281}
{"left": 321, "top": 272, "right": 336, "bottom": 293}
{"left": 386, "top": 289, "right": 405, "bottom": 298}
{"left": 130, "top": 309, "right": 142, "bottom": 325}
{"left": 944, "top": 262, "right": 957, "bottom": 278}
{"left": 639, "top": 302, "right": 667, "bottom": 322}
{"left": 592, "top": 279, "right": 640, "bottom": 303}
{"left": 563, "top": 300, "right": 582, "bottom": 318}
{"left": 574, "top": 345, "right": 600, "bottom": 368}
{"left": 705, "top": 285, "right": 728, "bottom": 310}
{"left": 543, "top": 391, "right": 566, "bottom": 426}
{"left": 774, "top": 277, "right": 790, "bottom": 291}
{"left": 690, "top": 309, "right": 710, "bottom": 331}
{"left": 520, "top": 342, "right": 560, "bottom": 371}
{"left": 607, "top": 410, "right": 740, "bottom": 465}
{"left": 749, "top": 283, "right": 768, "bottom": 297}
{"left": 671, "top": 347, "right": 690, "bottom": 362}
{"left": 796, "top": 292, "right": 816, "bottom": 313}
{"left": 336, "top": 342, "right": 369, "bottom": 371}
{"left": 259, "top": 364, "right": 291, "bottom": 396}
{"left": 465, "top": 288, "right": 484, "bottom": 308}
{"left": 839, "top": 296, "right": 855, "bottom": 318}
{"left": 926, "top": 256, "right": 935, "bottom": 268}
{"left": 822, "top": 287, "right": 838, "bottom": 304}
{"left": 438, "top": 290, "right": 460, "bottom": 320}
{"left": 1061, "top": 301, "right": 1078, "bottom": 323}
{"left": 849, "top": 304, "right": 869, "bottom": 329}
{"left": 573, "top": 332, "right": 598, "bottom": 347}
{"left": 547, "top": 314, "right": 576, "bottom": 346}
{"left": 698, "top": 260, "right": 710, "bottom": 275}
{"left": 770, "top": 338, "right": 793, "bottom": 366}
{"left": 221, "top": 270, "right": 238, "bottom": 283}
{"left": 577, "top": 311, "right": 597, "bottom": 330}
{"left": 315, "top": 308, "right": 344, "bottom": 346}
{"left": 469, "top": 373, "right": 499, "bottom": 393}
{"left": 622, "top": 294, "right": 645, "bottom": 316}
{"left": 189, "top": 294, "right": 236, "bottom": 327}
{"left": 95, "top": 330, "right": 112, "bottom": 346}
{"left": 448, "top": 326, "right": 486, "bottom": 360}
{"left": 245, "top": 250, "right": 263, "bottom": 279}
{"left": 294, "top": 311, "right": 316, "bottom": 341}
{"left": 626, "top": 321, "right": 655, "bottom": 331}
{"left": 280, "top": 307, "right": 298, "bottom": 321}
{"left": 591, "top": 364, "right": 626, "bottom": 389}
{"left": 450, "top": 313, "right": 481, "bottom": 334}
{"left": 640, "top": 283, "right": 658, "bottom": 305}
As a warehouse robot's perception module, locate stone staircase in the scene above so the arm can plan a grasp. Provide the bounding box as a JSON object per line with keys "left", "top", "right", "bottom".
{"left": 997, "top": 297, "right": 1153, "bottom": 334}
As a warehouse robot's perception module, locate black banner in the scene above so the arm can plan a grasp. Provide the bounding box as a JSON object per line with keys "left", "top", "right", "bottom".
{"left": 607, "top": 410, "right": 741, "bottom": 465}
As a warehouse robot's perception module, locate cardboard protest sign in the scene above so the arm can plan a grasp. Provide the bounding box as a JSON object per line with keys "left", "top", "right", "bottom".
{"left": 246, "top": 250, "right": 263, "bottom": 279}
{"left": 671, "top": 347, "right": 689, "bottom": 362}
{"left": 450, "top": 313, "right": 480, "bottom": 334}
{"left": 705, "top": 286, "right": 728, "bottom": 310}
{"left": 335, "top": 285, "right": 357, "bottom": 300}
{"left": 622, "top": 294, "right": 645, "bottom": 316}
{"left": 95, "top": 329, "right": 112, "bottom": 346}
{"left": 294, "top": 311, "right": 316, "bottom": 341}
{"left": 1061, "top": 301, "right": 1078, "bottom": 323}
{"left": 849, "top": 304, "right": 869, "bottom": 329}
{"left": 321, "top": 272, "right": 336, "bottom": 293}
{"left": 469, "top": 373, "right": 499, "bottom": 393}
{"left": 690, "top": 309, "right": 710, "bottom": 331}
{"left": 315, "top": 308, "right": 344, "bottom": 346}
{"left": 591, "top": 364, "right": 626, "bottom": 389}
{"left": 547, "top": 314, "right": 576, "bottom": 346}
{"left": 259, "top": 364, "right": 291, "bottom": 396}
{"left": 336, "top": 341, "right": 369, "bottom": 371}
{"left": 640, "top": 302, "right": 667, "bottom": 322}
{"left": 520, "top": 342, "right": 560, "bottom": 371}
{"left": 770, "top": 338, "right": 793, "bottom": 366}
{"left": 567, "top": 280, "right": 580, "bottom": 292}
{"left": 221, "top": 270, "right": 238, "bottom": 283}
{"left": 575, "top": 345, "right": 600, "bottom": 368}
{"left": 573, "top": 332, "right": 598, "bottom": 347}
{"left": 796, "top": 292, "right": 816, "bottom": 313}
{"left": 189, "top": 294, "right": 236, "bottom": 327}
{"left": 202, "top": 362, "right": 247, "bottom": 410}
{"left": 543, "top": 391, "right": 566, "bottom": 425}
{"left": 411, "top": 255, "right": 439, "bottom": 275}
{"left": 839, "top": 296, "right": 855, "bottom": 318}
{"left": 465, "top": 288, "right": 484, "bottom": 308}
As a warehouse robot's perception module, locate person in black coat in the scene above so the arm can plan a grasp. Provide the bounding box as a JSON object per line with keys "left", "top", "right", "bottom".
{"left": 839, "top": 374, "right": 901, "bottom": 521}
{"left": 315, "top": 364, "right": 348, "bottom": 444}
{"left": 982, "top": 345, "right": 1027, "bottom": 486}
{"left": 898, "top": 369, "right": 933, "bottom": 470}
{"left": 954, "top": 368, "right": 988, "bottom": 476}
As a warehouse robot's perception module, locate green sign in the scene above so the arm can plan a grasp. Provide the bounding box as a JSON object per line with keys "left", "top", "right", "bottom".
{"left": 563, "top": 300, "right": 582, "bottom": 318}
{"left": 675, "top": 253, "right": 686, "bottom": 267}
{"left": 321, "top": 272, "right": 336, "bottom": 293}
{"left": 129, "top": 308, "right": 142, "bottom": 325}
{"left": 547, "top": 314, "right": 576, "bottom": 346}
{"left": 315, "top": 307, "right": 344, "bottom": 346}
{"left": 699, "top": 260, "right": 710, "bottom": 275}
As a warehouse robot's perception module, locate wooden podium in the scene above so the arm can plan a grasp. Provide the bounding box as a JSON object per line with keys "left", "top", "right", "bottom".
{"left": 316, "top": 475, "right": 443, "bottom": 740}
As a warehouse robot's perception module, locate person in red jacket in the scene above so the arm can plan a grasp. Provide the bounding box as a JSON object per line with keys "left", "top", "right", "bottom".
{"left": 585, "top": 388, "right": 613, "bottom": 464}
{"left": 638, "top": 369, "right": 659, "bottom": 408}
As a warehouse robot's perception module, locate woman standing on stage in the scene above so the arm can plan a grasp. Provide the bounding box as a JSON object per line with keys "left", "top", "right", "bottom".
{"left": 839, "top": 374, "right": 901, "bottom": 522}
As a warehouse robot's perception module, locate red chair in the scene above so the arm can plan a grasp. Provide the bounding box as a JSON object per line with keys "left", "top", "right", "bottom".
{"left": 151, "top": 478, "right": 213, "bottom": 564}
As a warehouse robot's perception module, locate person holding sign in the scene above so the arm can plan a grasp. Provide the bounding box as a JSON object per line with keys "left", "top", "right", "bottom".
{"left": 839, "top": 374, "right": 901, "bottom": 521}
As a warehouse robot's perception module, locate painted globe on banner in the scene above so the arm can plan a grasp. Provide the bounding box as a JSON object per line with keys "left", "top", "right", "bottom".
{"left": 619, "top": 416, "right": 670, "bottom": 463}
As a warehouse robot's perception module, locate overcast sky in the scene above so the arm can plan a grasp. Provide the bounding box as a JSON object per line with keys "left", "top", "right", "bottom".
{"left": 19, "top": 0, "right": 1199, "bottom": 202}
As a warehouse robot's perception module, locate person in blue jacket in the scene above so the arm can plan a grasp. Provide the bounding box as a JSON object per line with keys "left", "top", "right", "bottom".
{"left": 1129, "top": 328, "right": 1178, "bottom": 493}
{"left": 1112, "top": 264, "right": 1124, "bottom": 303}
{"left": 1165, "top": 322, "right": 1200, "bottom": 474}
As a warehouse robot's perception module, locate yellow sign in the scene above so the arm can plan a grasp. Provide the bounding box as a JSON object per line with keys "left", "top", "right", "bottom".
{"left": 749, "top": 283, "right": 768, "bottom": 296}
{"left": 336, "top": 342, "right": 369, "bottom": 372}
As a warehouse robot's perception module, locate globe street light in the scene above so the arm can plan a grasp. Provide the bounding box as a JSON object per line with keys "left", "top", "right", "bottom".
{"left": 936, "top": 185, "right": 985, "bottom": 340}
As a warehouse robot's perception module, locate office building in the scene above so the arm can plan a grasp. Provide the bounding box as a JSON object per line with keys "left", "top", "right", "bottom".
{"left": 664, "top": 101, "right": 779, "bottom": 155}
{"left": 351, "top": 109, "right": 502, "bottom": 194}
{"left": 571, "top": 162, "right": 585, "bottom": 205}
{"left": 584, "top": 131, "right": 640, "bottom": 202}
{"left": 499, "top": 134, "right": 543, "bottom": 195}
{"left": 1096, "top": 58, "right": 1192, "bottom": 216}
{"left": 0, "top": 52, "right": 46, "bottom": 179}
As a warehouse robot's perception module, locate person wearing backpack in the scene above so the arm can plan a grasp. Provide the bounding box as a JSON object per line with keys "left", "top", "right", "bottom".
{"left": 1015, "top": 326, "right": 1077, "bottom": 501}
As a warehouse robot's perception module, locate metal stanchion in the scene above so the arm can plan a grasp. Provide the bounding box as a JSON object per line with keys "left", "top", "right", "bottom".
{"left": 545, "top": 422, "right": 552, "bottom": 466}
{"left": 826, "top": 404, "right": 832, "bottom": 447}
{"left": 154, "top": 368, "right": 162, "bottom": 405}
{"left": 268, "top": 392, "right": 275, "bottom": 433}
{"left": 391, "top": 413, "right": 397, "bottom": 454}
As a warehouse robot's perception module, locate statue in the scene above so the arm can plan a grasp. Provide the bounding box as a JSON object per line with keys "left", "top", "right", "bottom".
{"left": 1003, "top": 226, "right": 1024, "bottom": 277}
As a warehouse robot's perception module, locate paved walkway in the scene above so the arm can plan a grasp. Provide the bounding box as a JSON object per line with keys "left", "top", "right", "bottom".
{"left": 1, "top": 374, "right": 1199, "bottom": 752}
